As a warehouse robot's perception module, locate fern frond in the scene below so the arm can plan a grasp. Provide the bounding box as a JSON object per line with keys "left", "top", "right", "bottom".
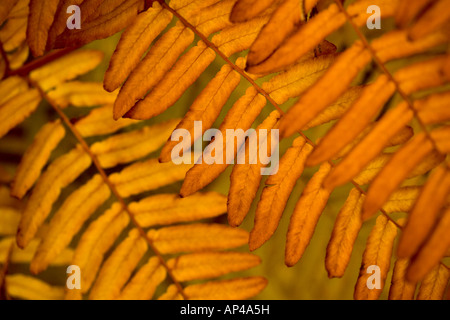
{"left": 10, "top": 119, "right": 65, "bottom": 199}
{"left": 354, "top": 215, "right": 398, "bottom": 300}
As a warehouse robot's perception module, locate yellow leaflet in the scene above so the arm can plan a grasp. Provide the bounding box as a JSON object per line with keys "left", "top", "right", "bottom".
{"left": 167, "top": 252, "right": 261, "bottom": 282}
{"left": 159, "top": 59, "right": 243, "bottom": 163}
{"left": 322, "top": 102, "right": 414, "bottom": 190}
{"left": 30, "top": 50, "right": 104, "bottom": 91}
{"left": 388, "top": 259, "right": 416, "bottom": 300}
{"left": 0, "top": 88, "right": 41, "bottom": 139}
{"left": 183, "top": 277, "right": 267, "bottom": 300}
{"left": 30, "top": 175, "right": 110, "bottom": 274}
{"left": 6, "top": 274, "right": 64, "bottom": 300}
{"left": 26, "top": 0, "right": 60, "bottom": 56}
{"left": 397, "top": 55, "right": 450, "bottom": 95}
{"left": 398, "top": 166, "right": 450, "bottom": 260}
{"left": 180, "top": 87, "right": 266, "bottom": 197}
{"left": 91, "top": 118, "right": 180, "bottom": 168}
{"left": 335, "top": 125, "right": 413, "bottom": 161}
{"left": 114, "top": 23, "right": 194, "bottom": 119}
{"left": 147, "top": 223, "right": 249, "bottom": 254}
{"left": 325, "top": 188, "right": 363, "bottom": 278}
{"left": 418, "top": 92, "right": 450, "bottom": 125}
{"left": 0, "top": 237, "right": 73, "bottom": 265}
{"left": 16, "top": 145, "right": 92, "bottom": 248}
{"left": 54, "top": 0, "right": 144, "bottom": 48}
{"left": 82, "top": 0, "right": 125, "bottom": 22}
{"left": 285, "top": 162, "right": 332, "bottom": 267}
{"left": 246, "top": 4, "right": 345, "bottom": 74}
{"left": 373, "top": 29, "right": 448, "bottom": 63}
{"left": 0, "top": 0, "right": 18, "bottom": 26}
{"left": 191, "top": 0, "right": 235, "bottom": 36}
{"left": 347, "top": 0, "right": 398, "bottom": 27}
{"left": 130, "top": 192, "right": 227, "bottom": 227}
{"left": 74, "top": 104, "right": 140, "bottom": 137}
{"left": 416, "top": 264, "right": 450, "bottom": 300}
{"left": 72, "top": 202, "right": 130, "bottom": 293}
{"left": 158, "top": 285, "right": 182, "bottom": 300}
{"left": 89, "top": 229, "right": 148, "bottom": 300}
{"left": 104, "top": 2, "right": 173, "bottom": 92}
{"left": 0, "top": 76, "right": 28, "bottom": 105}
{"left": 229, "top": 0, "right": 275, "bottom": 22}
{"left": 395, "top": 0, "right": 432, "bottom": 27}
{"left": 354, "top": 215, "right": 398, "bottom": 300}
{"left": 11, "top": 119, "right": 65, "bottom": 199}
{"left": 169, "top": 0, "right": 220, "bottom": 18}
{"left": 8, "top": 42, "right": 28, "bottom": 69}
{"left": 228, "top": 110, "right": 280, "bottom": 227}
{"left": 47, "top": 81, "right": 118, "bottom": 108}
{"left": 249, "top": 137, "right": 313, "bottom": 251}
{"left": 352, "top": 143, "right": 440, "bottom": 187}
{"left": 248, "top": 0, "right": 304, "bottom": 67}
{"left": 408, "top": 0, "right": 450, "bottom": 40}
{"left": 211, "top": 14, "right": 270, "bottom": 57}
{"left": 382, "top": 186, "right": 420, "bottom": 213}
{"left": 8, "top": 0, "right": 29, "bottom": 19}
{"left": 0, "top": 17, "right": 27, "bottom": 51}
{"left": 110, "top": 157, "right": 193, "bottom": 198}
{"left": 125, "top": 41, "right": 216, "bottom": 120}
{"left": 0, "top": 186, "right": 22, "bottom": 207}
{"left": 0, "top": 207, "right": 21, "bottom": 235}
{"left": 304, "top": 0, "right": 318, "bottom": 13}
{"left": 279, "top": 41, "right": 372, "bottom": 138}
{"left": 429, "top": 125, "right": 450, "bottom": 153}
{"left": 118, "top": 256, "right": 166, "bottom": 300}
{"left": 307, "top": 75, "right": 396, "bottom": 166}
{"left": 261, "top": 54, "right": 336, "bottom": 105}
{"left": 407, "top": 207, "right": 450, "bottom": 283}
{"left": 47, "top": 0, "right": 85, "bottom": 48}
{"left": 361, "top": 133, "right": 434, "bottom": 221}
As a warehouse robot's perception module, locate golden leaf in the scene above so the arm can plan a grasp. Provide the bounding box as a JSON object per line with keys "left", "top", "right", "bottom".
{"left": 125, "top": 41, "right": 216, "bottom": 120}
{"left": 354, "top": 215, "right": 398, "bottom": 300}
{"left": 11, "top": 119, "right": 65, "bottom": 199}
{"left": 89, "top": 229, "right": 148, "bottom": 300}
{"left": 103, "top": 2, "right": 173, "bottom": 92}
{"left": 249, "top": 137, "right": 312, "bottom": 250}
{"left": 398, "top": 166, "right": 450, "bottom": 259}
{"left": 130, "top": 192, "right": 227, "bottom": 227}
{"left": 285, "top": 162, "right": 332, "bottom": 266}
{"left": 147, "top": 223, "right": 249, "bottom": 254}
{"left": 113, "top": 23, "right": 194, "bottom": 119}
{"left": 30, "top": 174, "right": 111, "bottom": 274}
{"left": 26, "top": 0, "right": 60, "bottom": 56}
{"left": 325, "top": 188, "right": 363, "bottom": 278}
{"left": 16, "top": 145, "right": 92, "bottom": 248}
{"left": 72, "top": 202, "right": 129, "bottom": 293}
